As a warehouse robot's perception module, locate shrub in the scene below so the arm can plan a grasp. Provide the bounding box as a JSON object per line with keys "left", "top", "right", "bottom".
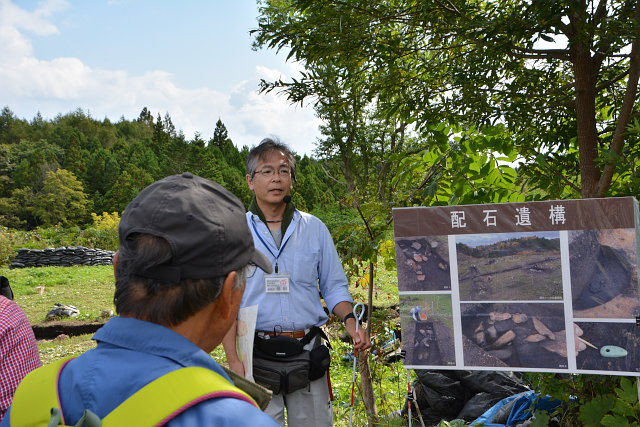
{"left": 0, "top": 218, "right": 120, "bottom": 266}
{"left": 91, "top": 212, "right": 120, "bottom": 231}
{"left": 0, "top": 226, "right": 45, "bottom": 266}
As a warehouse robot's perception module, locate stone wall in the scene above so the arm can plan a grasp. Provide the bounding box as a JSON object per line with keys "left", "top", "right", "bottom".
{"left": 9, "top": 247, "right": 115, "bottom": 268}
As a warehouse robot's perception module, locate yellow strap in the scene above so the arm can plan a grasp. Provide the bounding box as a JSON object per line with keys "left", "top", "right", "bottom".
{"left": 103, "top": 366, "right": 257, "bottom": 426}
{"left": 10, "top": 357, "right": 74, "bottom": 427}
{"left": 11, "top": 361, "right": 256, "bottom": 427}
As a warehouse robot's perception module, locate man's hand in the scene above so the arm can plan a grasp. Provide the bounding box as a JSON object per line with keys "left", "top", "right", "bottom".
{"left": 345, "top": 318, "right": 371, "bottom": 351}
{"left": 227, "top": 357, "right": 245, "bottom": 377}
{"left": 334, "top": 301, "right": 372, "bottom": 351}
{"left": 222, "top": 320, "right": 246, "bottom": 376}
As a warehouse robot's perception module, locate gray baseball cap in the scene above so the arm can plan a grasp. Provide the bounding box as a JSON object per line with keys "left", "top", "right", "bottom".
{"left": 118, "top": 172, "right": 271, "bottom": 282}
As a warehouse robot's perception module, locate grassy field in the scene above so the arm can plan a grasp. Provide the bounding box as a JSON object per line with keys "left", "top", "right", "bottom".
{"left": 5, "top": 265, "right": 116, "bottom": 323}
{"left": 4, "top": 263, "right": 407, "bottom": 426}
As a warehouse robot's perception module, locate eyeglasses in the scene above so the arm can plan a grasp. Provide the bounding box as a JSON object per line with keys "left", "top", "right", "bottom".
{"left": 253, "top": 167, "right": 291, "bottom": 178}
{"left": 247, "top": 262, "right": 258, "bottom": 278}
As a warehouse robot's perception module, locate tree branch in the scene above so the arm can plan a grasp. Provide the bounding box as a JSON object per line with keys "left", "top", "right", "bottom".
{"left": 595, "top": 69, "right": 630, "bottom": 93}
{"left": 511, "top": 45, "right": 571, "bottom": 61}
{"left": 433, "top": 0, "right": 462, "bottom": 16}
{"left": 596, "top": 2, "right": 640, "bottom": 196}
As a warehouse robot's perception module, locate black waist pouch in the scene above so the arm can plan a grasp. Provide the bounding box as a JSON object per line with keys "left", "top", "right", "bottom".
{"left": 308, "top": 344, "right": 331, "bottom": 381}
{"left": 253, "top": 334, "right": 310, "bottom": 394}
{"left": 255, "top": 334, "right": 305, "bottom": 357}
{"left": 252, "top": 328, "right": 333, "bottom": 394}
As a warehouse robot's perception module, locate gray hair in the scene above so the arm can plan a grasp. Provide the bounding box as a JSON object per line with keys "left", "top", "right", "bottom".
{"left": 246, "top": 137, "right": 297, "bottom": 182}
{"left": 114, "top": 233, "right": 249, "bottom": 327}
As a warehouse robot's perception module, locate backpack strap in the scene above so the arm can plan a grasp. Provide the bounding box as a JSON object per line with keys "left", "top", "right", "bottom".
{"left": 10, "top": 356, "right": 75, "bottom": 427}
{"left": 11, "top": 361, "right": 257, "bottom": 427}
{"left": 103, "top": 366, "right": 258, "bottom": 426}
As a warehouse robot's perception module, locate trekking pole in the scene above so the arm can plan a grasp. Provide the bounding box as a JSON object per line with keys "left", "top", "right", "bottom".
{"left": 349, "top": 303, "right": 365, "bottom": 427}
{"left": 407, "top": 369, "right": 412, "bottom": 427}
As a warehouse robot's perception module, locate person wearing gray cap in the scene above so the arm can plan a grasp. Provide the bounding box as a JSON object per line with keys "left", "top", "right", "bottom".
{"left": 4, "top": 173, "right": 279, "bottom": 427}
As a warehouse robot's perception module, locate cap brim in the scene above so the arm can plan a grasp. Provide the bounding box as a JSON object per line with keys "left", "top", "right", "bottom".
{"left": 251, "top": 249, "right": 272, "bottom": 274}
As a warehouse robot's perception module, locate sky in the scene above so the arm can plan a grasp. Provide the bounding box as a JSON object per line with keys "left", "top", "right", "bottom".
{"left": 0, "top": 0, "right": 322, "bottom": 156}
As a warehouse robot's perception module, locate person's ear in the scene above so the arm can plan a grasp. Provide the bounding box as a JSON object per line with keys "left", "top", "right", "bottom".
{"left": 112, "top": 251, "right": 120, "bottom": 279}
{"left": 246, "top": 174, "right": 255, "bottom": 191}
{"left": 215, "top": 271, "right": 241, "bottom": 320}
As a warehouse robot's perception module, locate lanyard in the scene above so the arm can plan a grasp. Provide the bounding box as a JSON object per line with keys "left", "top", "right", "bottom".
{"left": 251, "top": 220, "right": 290, "bottom": 273}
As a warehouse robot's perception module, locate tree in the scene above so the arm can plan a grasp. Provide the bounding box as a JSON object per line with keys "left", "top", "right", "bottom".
{"left": 0, "top": 107, "right": 29, "bottom": 145}
{"left": 63, "top": 132, "right": 88, "bottom": 180}
{"left": 253, "top": 2, "right": 640, "bottom": 424}
{"left": 32, "top": 169, "right": 90, "bottom": 227}
{"left": 0, "top": 187, "right": 32, "bottom": 228}
{"left": 10, "top": 139, "right": 63, "bottom": 190}
{"left": 85, "top": 148, "right": 120, "bottom": 211}
{"left": 254, "top": 0, "right": 640, "bottom": 199}
{"left": 138, "top": 107, "right": 153, "bottom": 126}
{"left": 198, "top": 150, "right": 225, "bottom": 185}
{"left": 103, "top": 165, "right": 154, "bottom": 213}
{"left": 211, "top": 118, "right": 230, "bottom": 149}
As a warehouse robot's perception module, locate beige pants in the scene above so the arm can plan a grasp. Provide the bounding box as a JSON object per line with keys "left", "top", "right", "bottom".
{"left": 264, "top": 336, "right": 333, "bottom": 426}
{"left": 265, "top": 373, "right": 333, "bottom": 427}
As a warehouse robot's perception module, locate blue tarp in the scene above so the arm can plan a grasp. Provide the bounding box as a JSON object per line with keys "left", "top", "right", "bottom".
{"left": 471, "top": 390, "right": 563, "bottom": 426}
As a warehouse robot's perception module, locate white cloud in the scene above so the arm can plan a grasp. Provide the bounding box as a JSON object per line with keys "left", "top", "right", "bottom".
{"left": 0, "top": 0, "right": 65, "bottom": 59}
{"left": 255, "top": 65, "right": 284, "bottom": 82}
{"left": 231, "top": 82, "right": 321, "bottom": 154}
{"left": 0, "top": 0, "right": 322, "bottom": 156}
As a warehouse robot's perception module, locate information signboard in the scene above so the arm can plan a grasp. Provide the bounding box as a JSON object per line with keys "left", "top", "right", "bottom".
{"left": 393, "top": 197, "right": 640, "bottom": 375}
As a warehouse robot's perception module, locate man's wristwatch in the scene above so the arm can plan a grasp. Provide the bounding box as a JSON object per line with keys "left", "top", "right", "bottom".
{"left": 343, "top": 312, "right": 360, "bottom": 324}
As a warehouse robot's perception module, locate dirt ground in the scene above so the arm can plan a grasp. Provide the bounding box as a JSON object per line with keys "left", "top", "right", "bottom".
{"left": 32, "top": 320, "right": 105, "bottom": 340}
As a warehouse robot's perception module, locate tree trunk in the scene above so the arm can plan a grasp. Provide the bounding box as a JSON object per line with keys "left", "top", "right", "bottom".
{"left": 572, "top": 44, "right": 601, "bottom": 198}
{"left": 357, "top": 261, "right": 378, "bottom": 426}
{"left": 357, "top": 350, "right": 378, "bottom": 426}
{"left": 596, "top": 1, "right": 640, "bottom": 197}
{"left": 569, "top": 7, "right": 601, "bottom": 198}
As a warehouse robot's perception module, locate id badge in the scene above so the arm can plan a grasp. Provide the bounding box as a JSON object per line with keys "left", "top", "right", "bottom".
{"left": 264, "top": 274, "right": 291, "bottom": 293}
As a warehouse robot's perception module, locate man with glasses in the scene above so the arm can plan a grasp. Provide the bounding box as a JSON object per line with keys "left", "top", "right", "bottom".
{"left": 223, "top": 138, "right": 371, "bottom": 426}
{"left": 4, "top": 173, "right": 279, "bottom": 426}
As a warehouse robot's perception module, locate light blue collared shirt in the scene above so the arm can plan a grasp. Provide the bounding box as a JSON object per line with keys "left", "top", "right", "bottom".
{"left": 244, "top": 209, "right": 353, "bottom": 332}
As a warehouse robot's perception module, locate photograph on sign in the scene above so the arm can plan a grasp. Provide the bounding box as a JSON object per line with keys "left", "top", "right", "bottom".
{"left": 399, "top": 294, "right": 455, "bottom": 367}
{"left": 569, "top": 228, "right": 640, "bottom": 318}
{"left": 574, "top": 321, "right": 639, "bottom": 372}
{"left": 456, "top": 232, "right": 562, "bottom": 301}
{"left": 461, "top": 302, "right": 567, "bottom": 370}
{"left": 395, "top": 235, "right": 450, "bottom": 291}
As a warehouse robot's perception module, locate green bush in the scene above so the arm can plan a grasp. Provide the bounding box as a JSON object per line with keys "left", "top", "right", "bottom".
{"left": 0, "top": 226, "right": 46, "bottom": 266}
{"left": 524, "top": 372, "right": 640, "bottom": 426}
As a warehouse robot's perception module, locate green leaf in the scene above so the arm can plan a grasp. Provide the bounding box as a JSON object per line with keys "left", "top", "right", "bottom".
{"left": 612, "top": 399, "right": 636, "bottom": 419}
{"left": 579, "top": 394, "right": 615, "bottom": 426}
{"left": 615, "top": 377, "right": 639, "bottom": 404}
{"left": 601, "top": 414, "right": 629, "bottom": 427}
{"left": 487, "top": 168, "right": 501, "bottom": 185}
{"left": 480, "top": 161, "right": 493, "bottom": 175}
{"left": 530, "top": 410, "right": 551, "bottom": 427}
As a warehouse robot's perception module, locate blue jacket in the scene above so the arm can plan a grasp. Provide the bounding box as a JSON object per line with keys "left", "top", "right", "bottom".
{"left": 1, "top": 317, "right": 278, "bottom": 427}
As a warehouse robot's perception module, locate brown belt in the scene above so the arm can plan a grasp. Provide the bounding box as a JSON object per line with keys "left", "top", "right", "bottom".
{"left": 261, "top": 330, "right": 307, "bottom": 339}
